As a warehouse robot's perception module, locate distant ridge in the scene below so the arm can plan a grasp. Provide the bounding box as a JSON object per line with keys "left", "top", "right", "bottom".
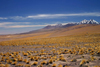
{"left": 43, "top": 24, "right": 63, "bottom": 29}
{"left": 1, "top": 22, "right": 100, "bottom": 42}
{"left": 19, "top": 19, "right": 99, "bottom": 34}
{"left": 43, "top": 19, "right": 99, "bottom": 29}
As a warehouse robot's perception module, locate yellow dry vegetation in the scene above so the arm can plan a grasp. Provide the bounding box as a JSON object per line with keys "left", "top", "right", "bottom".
{"left": 0, "top": 32, "right": 100, "bottom": 67}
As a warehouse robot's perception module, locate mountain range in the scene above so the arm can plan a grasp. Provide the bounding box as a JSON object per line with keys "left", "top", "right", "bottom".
{"left": 20, "top": 19, "right": 99, "bottom": 34}
{"left": 0, "top": 19, "right": 100, "bottom": 42}
{"left": 43, "top": 19, "right": 99, "bottom": 29}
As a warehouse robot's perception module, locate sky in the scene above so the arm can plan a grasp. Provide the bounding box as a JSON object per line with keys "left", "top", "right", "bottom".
{"left": 0, "top": 0, "right": 100, "bottom": 34}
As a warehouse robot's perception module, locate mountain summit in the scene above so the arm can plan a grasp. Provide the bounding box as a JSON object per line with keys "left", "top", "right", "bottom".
{"left": 80, "top": 19, "right": 99, "bottom": 24}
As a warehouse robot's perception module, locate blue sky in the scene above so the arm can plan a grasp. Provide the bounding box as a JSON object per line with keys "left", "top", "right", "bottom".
{"left": 0, "top": 0, "right": 100, "bottom": 34}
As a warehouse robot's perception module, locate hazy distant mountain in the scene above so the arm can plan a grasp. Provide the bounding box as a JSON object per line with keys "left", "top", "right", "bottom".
{"left": 43, "top": 24, "right": 63, "bottom": 29}
{"left": 62, "top": 23, "right": 78, "bottom": 28}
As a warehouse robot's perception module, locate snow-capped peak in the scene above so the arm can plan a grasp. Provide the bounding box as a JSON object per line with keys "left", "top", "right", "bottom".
{"left": 80, "top": 19, "right": 88, "bottom": 24}
{"left": 80, "top": 19, "right": 99, "bottom": 24}
{"left": 88, "top": 19, "right": 99, "bottom": 24}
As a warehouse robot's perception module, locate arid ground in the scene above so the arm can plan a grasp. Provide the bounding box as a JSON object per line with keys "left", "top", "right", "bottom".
{"left": 0, "top": 24, "right": 100, "bottom": 67}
